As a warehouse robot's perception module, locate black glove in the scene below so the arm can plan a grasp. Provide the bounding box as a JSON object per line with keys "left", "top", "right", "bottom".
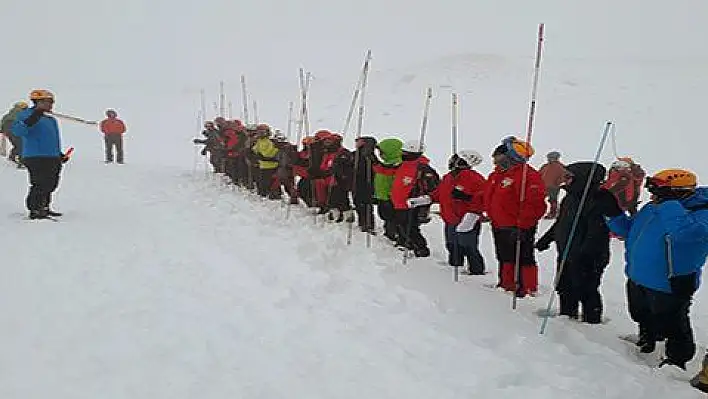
{"left": 596, "top": 189, "right": 623, "bottom": 217}
{"left": 60, "top": 153, "right": 69, "bottom": 164}
{"left": 670, "top": 273, "right": 697, "bottom": 299}
{"left": 451, "top": 187, "right": 472, "bottom": 201}
{"left": 24, "top": 108, "right": 45, "bottom": 127}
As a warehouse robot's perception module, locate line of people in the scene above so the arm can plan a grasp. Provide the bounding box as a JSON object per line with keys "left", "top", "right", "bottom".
{"left": 193, "top": 117, "right": 708, "bottom": 386}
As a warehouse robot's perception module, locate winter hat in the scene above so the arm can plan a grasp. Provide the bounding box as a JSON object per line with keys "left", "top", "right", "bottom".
{"left": 565, "top": 162, "right": 606, "bottom": 190}
{"left": 377, "top": 138, "right": 403, "bottom": 165}
{"left": 547, "top": 151, "right": 561, "bottom": 161}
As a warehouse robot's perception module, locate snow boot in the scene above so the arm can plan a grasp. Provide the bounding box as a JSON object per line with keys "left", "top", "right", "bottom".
{"left": 29, "top": 209, "right": 50, "bottom": 220}
{"left": 45, "top": 208, "right": 63, "bottom": 217}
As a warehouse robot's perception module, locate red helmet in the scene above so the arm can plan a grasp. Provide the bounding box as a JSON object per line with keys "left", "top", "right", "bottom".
{"left": 326, "top": 133, "right": 343, "bottom": 142}
{"left": 315, "top": 130, "right": 332, "bottom": 140}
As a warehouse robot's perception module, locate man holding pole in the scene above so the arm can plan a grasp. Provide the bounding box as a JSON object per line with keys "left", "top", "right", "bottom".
{"left": 11, "top": 89, "right": 69, "bottom": 219}
{"left": 485, "top": 136, "right": 546, "bottom": 297}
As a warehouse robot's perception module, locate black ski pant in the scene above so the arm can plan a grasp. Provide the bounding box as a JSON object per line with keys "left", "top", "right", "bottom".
{"left": 394, "top": 208, "right": 427, "bottom": 252}
{"left": 492, "top": 226, "right": 537, "bottom": 287}
{"left": 627, "top": 279, "right": 695, "bottom": 364}
{"left": 328, "top": 185, "right": 352, "bottom": 212}
{"left": 23, "top": 157, "right": 62, "bottom": 212}
{"left": 104, "top": 134, "right": 124, "bottom": 163}
{"left": 257, "top": 168, "right": 278, "bottom": 198}
{"left": 354, "top": 199, "right": 375, "bottom": 231}
{"left": 556, "top": 260, "right": 605, "bottom": 323}
{"left": 444, "top": 223, "right": 484, "bottom": 274}
{"left": 298, "top": 178, "right": 314, "bottom": 207}
{"left": 377, "top": 200, "right": 397, "bottom": 240}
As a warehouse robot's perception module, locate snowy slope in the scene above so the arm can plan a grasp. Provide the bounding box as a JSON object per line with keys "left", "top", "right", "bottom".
{"left": 2, "top": 0, "right": 708, "bottom": 397}
{"left": 0, "top": 154, "right": 704, "bottom": 398}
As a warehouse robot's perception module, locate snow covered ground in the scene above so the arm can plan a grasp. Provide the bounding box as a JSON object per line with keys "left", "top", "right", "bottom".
{"left": 3, "top": 0, "right": 708, "bottom": 397}
{"left": 0, "top": 129, "right": 707, "bottom": 398}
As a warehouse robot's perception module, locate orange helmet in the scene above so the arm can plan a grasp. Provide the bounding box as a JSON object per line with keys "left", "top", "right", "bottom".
{"left": 647, "top": 169, "right": 697, "bottom": 189}
{"left": 302, "top": 136, "right": 315, "bottom": 146}
{"left": 501, "top": 136, "right": 534, "bottom": 162}
{"left": 29, "top": 89, "right": 54, "bottom": 101}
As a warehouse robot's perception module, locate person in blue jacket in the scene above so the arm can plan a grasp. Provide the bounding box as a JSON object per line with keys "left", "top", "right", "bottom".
{"left": 601, "top": 168, "right": 708, "bottom": 370}
{"left": 11, "top": 89, "right": 69, "bottom": 219}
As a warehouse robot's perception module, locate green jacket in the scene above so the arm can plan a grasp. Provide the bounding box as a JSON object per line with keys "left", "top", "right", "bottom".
{"left": 252, "top": 137, "right": 279, "bottom": 170}
{"left": 1, "top": 106, "right": 23, "bottom": 134}
{"left": 374, "top": 138, "right": 403, "bottom": 201}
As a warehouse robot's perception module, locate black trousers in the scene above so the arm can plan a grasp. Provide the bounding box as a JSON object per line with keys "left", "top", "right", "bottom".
{"left": 627, "top": 280, "right": 695, "bottom": 364}
{"left": 394, "top": 209, "right": 427, "bottom": 251}
{"left": 23, "top": 157, "right": 62, "bottom": 211}
{"left": 104, "top": 134, "right": 124, "bottom": 163}
{"left": 377, "top": 200, "right": 397, "bottom": 240}
{"left": 556, "top": 261, "right": 604, "bottom": 323}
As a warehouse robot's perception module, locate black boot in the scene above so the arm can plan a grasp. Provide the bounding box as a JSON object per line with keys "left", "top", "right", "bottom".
{"left": 636, "top": 327, "right": 657, "bottom": 353}
{"left": 29, "top": 209, "right": 50, "bottom": 219}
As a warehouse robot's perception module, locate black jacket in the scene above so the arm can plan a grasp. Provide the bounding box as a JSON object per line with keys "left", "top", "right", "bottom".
{"left": 537, "top": 162, "right": 611, "bottom": 270}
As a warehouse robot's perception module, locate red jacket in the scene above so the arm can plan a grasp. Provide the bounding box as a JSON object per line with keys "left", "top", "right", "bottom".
{"left": 293, "top": 151, "right": 310, "bottom": 179}
{"left": 431, "top": 169, "right": 486, "bottom": 226}
{"left": 485, "top": 164, "right": 546, "bottom": 229}
{"left": 223, "top": 128, "right": 240, "bottom": 157}
{"left": 391, "top": 156, "right": 439, "bottom": 210}
{"left": 100, "top": 118, "right": 126, "bottom": 135}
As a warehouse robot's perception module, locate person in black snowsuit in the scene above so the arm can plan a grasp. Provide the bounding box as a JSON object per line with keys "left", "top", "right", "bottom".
{"left": 352, "top": 136, "right": 378, "bottom": 233}
{"left": 535, "top": 162, "right": 612, "bottom": 324}
{"left": 327, "top": 136, "right": 355, "bottom": 223}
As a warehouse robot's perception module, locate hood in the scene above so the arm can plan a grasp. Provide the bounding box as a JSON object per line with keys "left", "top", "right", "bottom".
{"left": 377, "top": 138, "right": 403, "bottom": 165}
{"left": 681, "top": 187, "right": 708, "bottom": 208}
{"left": 356, "top": 136, "right": 377, "bottom": 156}
{"left": 565, "top": 162, "right": 606, "bottom": 193}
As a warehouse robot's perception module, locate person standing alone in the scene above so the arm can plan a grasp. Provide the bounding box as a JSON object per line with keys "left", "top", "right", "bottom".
{"left": 100, "top": 109, "right": 126, "bottom": 164}
{"left": 11, "top": 89, "right": 69, "bottom": 219}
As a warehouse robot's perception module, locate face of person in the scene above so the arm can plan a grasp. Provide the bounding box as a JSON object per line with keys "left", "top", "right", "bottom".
{"left": 36, "top": 98, "right": 54, "bottom": 112}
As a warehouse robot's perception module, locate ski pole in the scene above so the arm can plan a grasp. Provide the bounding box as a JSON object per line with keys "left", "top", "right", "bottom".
{"left": 539, "top": 121, "right": 613, "bottom": 334}
{"left": 49, "top": 112, "right": 97, "bottom": 125}
{"left": 241, "top": 75, "right": 250, "bottom": 124}
{"left": 512, "top": 23, "right": 545, "bottom": 310}
{"left": 451, "top": 92, "right": 459, "bottom": 155}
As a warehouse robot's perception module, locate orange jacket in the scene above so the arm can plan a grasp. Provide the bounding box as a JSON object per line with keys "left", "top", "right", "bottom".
{"left": 100, "top": 118, "right": 126, "bottom": 135}
{"left": 539, "top": 161, "right": 567, "bottom": 189}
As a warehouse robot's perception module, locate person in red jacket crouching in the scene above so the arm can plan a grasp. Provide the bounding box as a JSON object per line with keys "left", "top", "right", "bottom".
{"left": 485, "top": 136, "right": 547, "bottom": 297}
{"left": 391, "top": 140, "right": 440, "bottom": 257}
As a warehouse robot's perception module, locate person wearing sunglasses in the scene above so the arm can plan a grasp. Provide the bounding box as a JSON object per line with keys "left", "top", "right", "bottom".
{"left": 602, "top": 168, "right": 708, "bottom": 371}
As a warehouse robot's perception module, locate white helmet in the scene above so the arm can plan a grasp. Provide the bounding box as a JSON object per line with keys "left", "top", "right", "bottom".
{"left": 456, "top": 150, "right": 483, "bottom": 167}
{"left": 611, "top": 159, "right": 631, "bottom": 170}
{"left": 402, "top": 140, "right": 425, "bottom": 153}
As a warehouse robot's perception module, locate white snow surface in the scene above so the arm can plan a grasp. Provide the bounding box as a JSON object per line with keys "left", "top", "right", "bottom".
{"left": 3, "top": 0, "right": 708, "bottom": 397}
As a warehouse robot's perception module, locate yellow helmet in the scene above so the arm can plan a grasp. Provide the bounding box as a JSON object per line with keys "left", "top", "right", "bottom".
{"left": 29, "top": 89, "right": 54, "bottom": 101}
{"left": 648, "top": 168, "right": 697, "bottom": 189}
{"left": 14, "top": 101, "right": 28, "bottom": 109}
